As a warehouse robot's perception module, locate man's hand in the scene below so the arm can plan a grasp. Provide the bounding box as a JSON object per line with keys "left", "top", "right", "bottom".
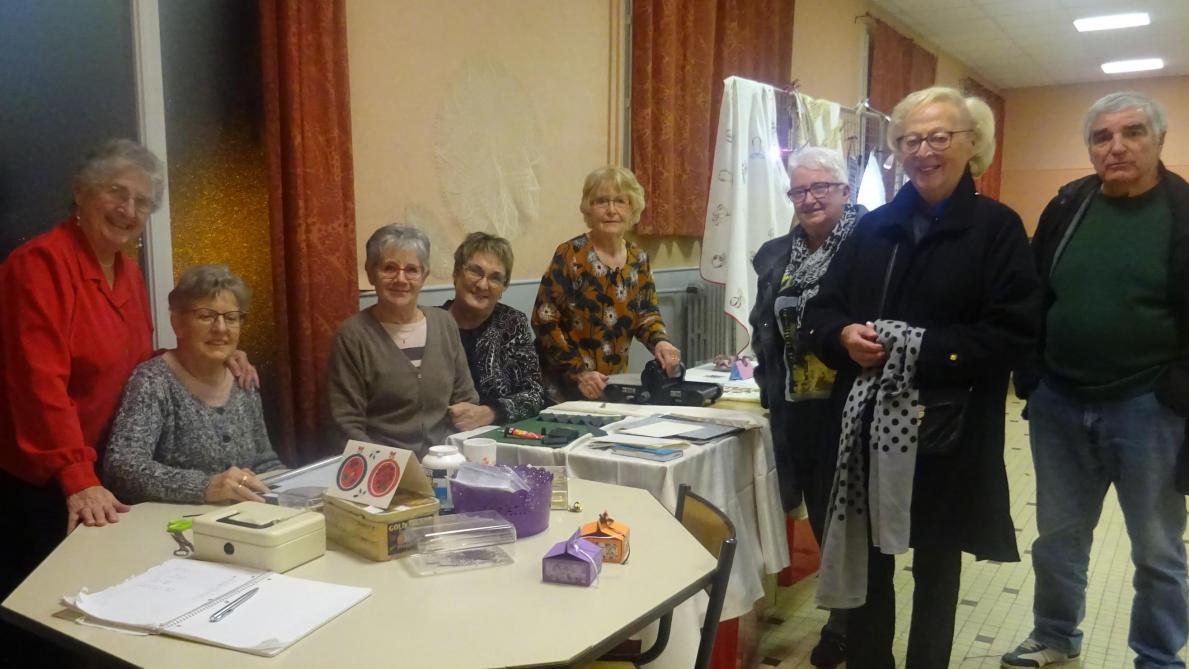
{"left": 840, "top": 322, "right": 886, "bottom": 369}
{"left": 575, "top": 371, "right": 609, "bottom": 400}
{"left": 448, "top": 403, "right": 498, "bottom": 431}
{"left": 66, "top": 485, "right": 131, "bottom": 533}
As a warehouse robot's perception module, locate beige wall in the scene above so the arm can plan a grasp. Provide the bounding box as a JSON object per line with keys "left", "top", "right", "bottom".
{"left": 791, "top": 0, "right": 994, "bottom": 108}
{"left": 346, "top": 1, "right": 996, "bottom": 287}
{"left": 347, "top": 1, "right": 622, "bottom": 289}
{"left": 1001, "top": 75, "right": 1189, "bottom": 233}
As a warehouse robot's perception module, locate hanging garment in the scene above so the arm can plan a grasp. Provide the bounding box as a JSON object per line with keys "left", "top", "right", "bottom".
{"left": 701, "top": 76, "right": 797, "bottom": 350}
{"left": 856, "top": 151, "right": 888, "bottom": 211}
{"left": 794, "top": 92, "right": 845, "bottom": 152}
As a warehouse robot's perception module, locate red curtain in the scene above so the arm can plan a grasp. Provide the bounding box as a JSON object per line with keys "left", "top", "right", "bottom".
{"left": 962, "top": 78, "right": 1006, "bottom": 200}
{"left": 260, "top": 0, "right": 359, "bottom": 464}
{"left": 867, "top": 20, "right": 937, "bottom": 116}
{"left": 631, "top": 0, "right": 795, "bottom": 237}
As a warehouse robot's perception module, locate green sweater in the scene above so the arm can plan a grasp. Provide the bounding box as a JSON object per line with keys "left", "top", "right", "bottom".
{"left": 1045, "top": 184, "right": 1178, "bottom": 399}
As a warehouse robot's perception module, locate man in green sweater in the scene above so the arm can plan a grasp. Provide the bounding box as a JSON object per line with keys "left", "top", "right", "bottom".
{"left": 1005, "top": 93, "right": 1189, "bottom": 668}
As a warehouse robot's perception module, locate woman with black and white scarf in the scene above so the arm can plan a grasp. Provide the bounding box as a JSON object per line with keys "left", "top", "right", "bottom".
{"left": 803, "top": 87, "right": 1040, "bottom": 669}
{"left": 750, "top": 146, "right": 863, "bottom": 669}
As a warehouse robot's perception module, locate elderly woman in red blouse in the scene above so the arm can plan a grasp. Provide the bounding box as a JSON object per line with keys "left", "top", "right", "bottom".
{"left": 0, "top": 140, "right": 254, "bottom": 606}
{"left": 532, "top": 166, "right": 682, "bottom": 400}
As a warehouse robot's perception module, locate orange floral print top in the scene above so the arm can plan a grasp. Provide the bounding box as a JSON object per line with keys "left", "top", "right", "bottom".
{"left": 532, "top": 234, "right": 670, "bottom": 393}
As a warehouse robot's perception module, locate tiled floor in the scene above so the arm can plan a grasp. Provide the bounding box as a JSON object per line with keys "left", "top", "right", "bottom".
{"left": 758, "top": 394, "right": 1189, "bottom": 668}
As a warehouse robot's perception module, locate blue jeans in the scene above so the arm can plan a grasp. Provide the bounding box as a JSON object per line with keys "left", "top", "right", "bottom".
{"left": 1029, "top": 381, "right": 1188, "bottom": 668}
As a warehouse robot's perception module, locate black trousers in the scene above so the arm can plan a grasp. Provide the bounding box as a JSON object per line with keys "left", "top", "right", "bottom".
{"left": 846, "top": 542, "right": 962, "bottom": 669}
{"left": 0, "top": 469, "right": 84, "bottom": 666}
{"left": 774, "top": 398, "right": 837, "bottom": 528}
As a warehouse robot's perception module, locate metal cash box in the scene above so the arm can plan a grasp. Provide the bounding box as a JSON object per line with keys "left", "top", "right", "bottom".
{"left": 193, "top": 501, "right": 326, "bottom": 573}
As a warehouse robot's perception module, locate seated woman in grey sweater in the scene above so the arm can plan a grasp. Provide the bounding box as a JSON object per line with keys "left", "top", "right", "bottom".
{"left": 326, "top": 224, "right": 480, "bottom": 456}
{"left": 104, "top": 265, "right": 284, "bottom": 504}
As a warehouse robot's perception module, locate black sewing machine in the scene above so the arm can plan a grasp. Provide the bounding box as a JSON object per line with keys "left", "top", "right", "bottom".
{"left": 604, "top": 360, "right": 723, "bottom": 407}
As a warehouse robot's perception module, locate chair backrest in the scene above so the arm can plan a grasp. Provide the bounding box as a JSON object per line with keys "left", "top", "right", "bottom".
{"left": 674, "top": 483, "right": 737, "bottom": 669}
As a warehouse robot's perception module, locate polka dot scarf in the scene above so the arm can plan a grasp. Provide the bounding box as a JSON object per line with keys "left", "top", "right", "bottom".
{"left": 815, "top": 319, "right": 925, "bottom": 609}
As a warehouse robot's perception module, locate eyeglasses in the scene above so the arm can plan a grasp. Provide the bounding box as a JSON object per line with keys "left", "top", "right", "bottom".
{"left": 187, "top": 308, "right": 247, "bottom": 328}
{"left": 590, "top": 195, "right": 630, "bottom": 210}
{"left": 462, "top": 263, "right": 507, "bottom": 288}
{"left": 101, "top": 183, "right": 156, "bottom": 217}
{"left": 376, "top": 263, "right": 424, "bottom": 281}
{"left": 894, "top": 129, "right": 973, "bottom": 154}
{"left": 788, "top": 182, "right": 845, "bottom": 203}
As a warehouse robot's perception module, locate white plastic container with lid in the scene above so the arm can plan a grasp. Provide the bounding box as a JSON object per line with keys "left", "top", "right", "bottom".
{"left": 422, "top": 445, "right": 467, "bottom": 512}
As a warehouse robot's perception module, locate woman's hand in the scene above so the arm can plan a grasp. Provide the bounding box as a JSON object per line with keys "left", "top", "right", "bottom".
{"left": 840, "top": 322, "right": 886, "bottom": 368}
{"left": 66, "top": 485, "right": 131, "bottom": 533}
{"left": 226, "top": 350, "right": 259, "bottom": 390}
{"left": 204, "top": 466, "right": 268, "bottom": 504}
{"left": 448, "top": 403, "right": 497, "bottom": 431}
{"left": 576, "top": 371, "right": 609, "bottom": 399}
{"left": 653, "top": 341, "right": 682, "bottom": 375}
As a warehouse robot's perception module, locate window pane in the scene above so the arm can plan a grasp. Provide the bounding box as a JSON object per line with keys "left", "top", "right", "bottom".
{"left": 0, "top": 0, "right": 137, "bottom": 260}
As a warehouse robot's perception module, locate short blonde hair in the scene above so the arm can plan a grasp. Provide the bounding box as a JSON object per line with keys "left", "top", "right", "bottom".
{"left": 579, "top": 166, "right": 646, "bottom": 225}
{"left": 887, "top": 86, "right": 996, "bottom": 177}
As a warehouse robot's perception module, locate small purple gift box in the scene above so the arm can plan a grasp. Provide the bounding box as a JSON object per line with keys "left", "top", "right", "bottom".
{"left": 542, "top": 532, "right": 603, "bottom": 586}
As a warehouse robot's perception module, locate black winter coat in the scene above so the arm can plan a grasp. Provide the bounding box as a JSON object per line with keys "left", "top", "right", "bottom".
{"left": 1014, "top": 163, "right": 1189, "bottom": 416}
{"left": 803, "top": 172, "right": 1040, "bottom": 560}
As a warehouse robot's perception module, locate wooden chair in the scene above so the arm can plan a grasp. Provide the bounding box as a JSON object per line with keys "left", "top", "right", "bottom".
{"left": 589, "top": 483, "right": 738, "bottom": 669}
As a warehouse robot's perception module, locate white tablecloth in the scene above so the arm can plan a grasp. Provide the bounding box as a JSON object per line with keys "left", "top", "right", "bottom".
{"left": 448, "top": 402, "right": 789, "bottom": 620}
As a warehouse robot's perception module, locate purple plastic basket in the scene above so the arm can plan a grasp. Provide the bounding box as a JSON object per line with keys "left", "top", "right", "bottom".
{"left": 449, "top": 465, "right": 553, "bottom": 538}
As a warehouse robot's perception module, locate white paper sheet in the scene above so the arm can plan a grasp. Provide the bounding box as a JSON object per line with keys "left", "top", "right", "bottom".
{"left": 620, "top": 420, "right": 705, "bottom": 438}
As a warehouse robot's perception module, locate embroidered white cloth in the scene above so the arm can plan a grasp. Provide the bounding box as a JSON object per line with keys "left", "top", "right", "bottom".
{"left": 700, "top": 76, "right": 796, "bottom": 352}
{"left": 815, "top": 320, "right": 925, "bottom": 609}
{"left": 856, "top": 150, "right": 888, "bottom": 211}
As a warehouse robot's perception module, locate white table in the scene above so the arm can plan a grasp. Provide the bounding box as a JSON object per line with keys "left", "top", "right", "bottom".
{"left": 450, "top": 401, "right": 789, "bottom": 622}
{"left": 1, "top": 480, "right": 716, "bottom": 668}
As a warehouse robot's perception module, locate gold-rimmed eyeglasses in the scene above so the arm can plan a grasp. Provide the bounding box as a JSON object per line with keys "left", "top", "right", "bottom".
{"left": 894, "top": 129, "right": 973, "bottom": 154}
{"left": 101, "top": 183, "right": 156, "bottom": 217}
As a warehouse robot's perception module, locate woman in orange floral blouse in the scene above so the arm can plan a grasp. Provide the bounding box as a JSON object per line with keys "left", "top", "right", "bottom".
{"left": 532, "top": 166, "right": 682, "bottom": 400}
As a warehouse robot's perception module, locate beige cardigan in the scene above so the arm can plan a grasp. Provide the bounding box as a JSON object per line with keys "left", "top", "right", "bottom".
{"left": 325, "top": 306, "right": 479, "bottom": 456}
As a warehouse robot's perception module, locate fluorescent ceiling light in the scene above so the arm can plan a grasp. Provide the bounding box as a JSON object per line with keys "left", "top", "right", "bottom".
{"left": 1101, "top": 58, "right": 1164, "bottom": 74}
{"left": 1075, "top": 12, "right": 1150, "bottom": 32}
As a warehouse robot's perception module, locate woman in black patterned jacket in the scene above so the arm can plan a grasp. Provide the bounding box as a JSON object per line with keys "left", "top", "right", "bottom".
{"left": 444, "top": 233, "right": 548, "bottom": 426}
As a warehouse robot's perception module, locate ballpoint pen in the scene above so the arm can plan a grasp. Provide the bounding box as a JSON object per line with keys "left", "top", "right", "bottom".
{"left": 208, "top": 587, "right": 259, "bottom": 623}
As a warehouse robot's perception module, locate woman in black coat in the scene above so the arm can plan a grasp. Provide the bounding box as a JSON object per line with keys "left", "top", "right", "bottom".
{"left": 802, "top": 86, "right": 1040, "bottom": 669}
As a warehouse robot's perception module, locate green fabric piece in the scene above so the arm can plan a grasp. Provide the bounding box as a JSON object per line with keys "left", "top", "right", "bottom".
{"left": 471, "top": 416, "right": 599, "bottom": 449}
{"left": 1046, "top": 185, "right": 1178, "bottom": 400}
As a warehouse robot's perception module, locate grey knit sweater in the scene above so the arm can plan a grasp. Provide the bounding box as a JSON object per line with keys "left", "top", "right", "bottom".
{"left": 103, "top": 356, "right": 284, "bottom": 503}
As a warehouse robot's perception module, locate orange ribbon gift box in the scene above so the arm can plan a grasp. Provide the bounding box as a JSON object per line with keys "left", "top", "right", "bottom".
{"left": 579, "top": 511, "right": 630, "bottom": 564}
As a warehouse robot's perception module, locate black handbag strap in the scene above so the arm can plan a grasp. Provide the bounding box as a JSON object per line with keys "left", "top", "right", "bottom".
{"left": 876, "top": 243, "right": 900, "bottom": 319}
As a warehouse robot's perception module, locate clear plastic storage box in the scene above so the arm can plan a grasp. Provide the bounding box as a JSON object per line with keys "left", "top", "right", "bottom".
{"left": 406, "top": 510, "right": 517, "bottom": 576}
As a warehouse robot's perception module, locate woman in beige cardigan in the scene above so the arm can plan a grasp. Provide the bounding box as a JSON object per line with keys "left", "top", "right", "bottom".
{"left": 326, "top": 224, "right": 480, "bottom": 456}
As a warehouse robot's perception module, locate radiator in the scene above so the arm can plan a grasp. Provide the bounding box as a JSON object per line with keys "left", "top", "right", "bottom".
{"left": 682, "top": 282, "right": 736, "bottom": 365}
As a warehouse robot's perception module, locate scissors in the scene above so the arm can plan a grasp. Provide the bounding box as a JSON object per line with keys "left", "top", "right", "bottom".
{"left": 166, "top": 518, "right": 195, "bottom": 557}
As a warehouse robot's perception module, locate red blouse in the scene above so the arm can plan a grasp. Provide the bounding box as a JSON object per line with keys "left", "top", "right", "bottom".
{"left": 0, "top": 220, "right": 154, "bottom": 495}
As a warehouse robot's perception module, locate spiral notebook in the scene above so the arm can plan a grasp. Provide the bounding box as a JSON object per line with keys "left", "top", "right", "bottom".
{"left": 62, "top": 559, "right": 370, "bottom": 656}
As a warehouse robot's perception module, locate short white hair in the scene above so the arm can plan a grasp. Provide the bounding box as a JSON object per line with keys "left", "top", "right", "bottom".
{"left": 1083, "top": 91, "right": 1167, "bottom": 145}
{"left": 888, "top": 86, "right": 997, "bottom": 177}
{"left": 786, "top": 147, "right": 848, "bottom": 183}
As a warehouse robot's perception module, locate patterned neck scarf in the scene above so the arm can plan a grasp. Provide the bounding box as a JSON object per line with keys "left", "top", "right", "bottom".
{"left": 779, "top": 203, "right": 861, "bottom": 320}
{"left": 814, "top": 320, "right": 925, "bottom": 610}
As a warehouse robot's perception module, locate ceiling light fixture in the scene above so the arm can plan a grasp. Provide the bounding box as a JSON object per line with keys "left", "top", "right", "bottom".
{"left": 1101, "top": 58, "right": 1165, "bottom": 74}
{"left": 1074, "top": 12, "right": 1150, "bottom": 32}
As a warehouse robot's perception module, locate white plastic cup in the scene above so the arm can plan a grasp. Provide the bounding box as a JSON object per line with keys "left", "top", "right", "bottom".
{"left": 462, "top": 437, "right": 498, "bottom": 465}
